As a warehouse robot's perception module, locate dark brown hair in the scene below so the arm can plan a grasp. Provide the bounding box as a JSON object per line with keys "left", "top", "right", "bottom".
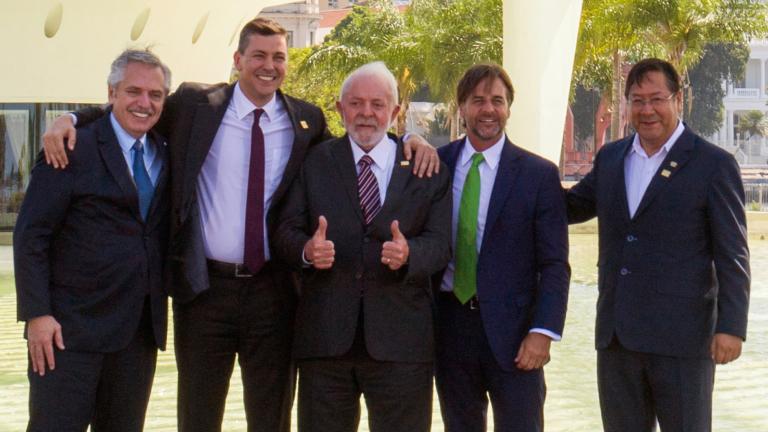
{"left": 624, "top": 58, "right": 681, "bottom": 98}
{"left": 456, "top": 63, "right": 514, "bottom": 106}
{"left": 238, "top": 17, "right": 287, "bottom": 54}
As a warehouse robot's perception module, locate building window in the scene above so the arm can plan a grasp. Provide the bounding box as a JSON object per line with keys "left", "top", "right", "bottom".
{"left": 310, "top": 31, "right": 315, "bottom": 46}
{"left": 287, "top": 31, "right": 294, "bottom": 48}
{"left": 329, "top": 0, "right": 338, "bottom": 8}
{"left": 0, "top": 103, "right": 98, "bottom": 230}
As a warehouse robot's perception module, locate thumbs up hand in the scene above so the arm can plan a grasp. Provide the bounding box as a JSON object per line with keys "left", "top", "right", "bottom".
{"left": 303, "top": 216, "right": 335, "bottom": 269}
{"left": 382, "top": 220, "right": 409, "bottom": 270}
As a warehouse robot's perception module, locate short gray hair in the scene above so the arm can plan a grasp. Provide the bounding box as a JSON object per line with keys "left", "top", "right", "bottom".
{"left": 107, "top": 48, "right": 172, "bottom": 93}
{"left": 339, "top": 61, "right": 399, "bottom": 105}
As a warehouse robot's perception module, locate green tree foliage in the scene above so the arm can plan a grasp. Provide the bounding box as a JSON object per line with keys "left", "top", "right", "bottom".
{"left": 737, "top": 109, "right": 768, "bottom": 138}
{"left": 287, "top": 0, "right": 501, "bottom": 136}
{"left": 282, "top": 47, "right": 346, "bottom": 136}
{"left": 686, "top": 42, "right": 750, "bottom": 137}
{"left": 573, "top": 0, "right": 768, "bottom": 141}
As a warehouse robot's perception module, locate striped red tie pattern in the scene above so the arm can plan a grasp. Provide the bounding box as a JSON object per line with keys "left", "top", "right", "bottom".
{"left": 357, "top": 155, "right": 381, "bottom": 226}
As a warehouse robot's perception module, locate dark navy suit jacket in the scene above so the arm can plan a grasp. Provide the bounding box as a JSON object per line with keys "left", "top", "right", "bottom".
{"left": 14, "top": 114, "right": 170, "bottom": 351}
{"left": 567, "top": 127, "right": 750, "bottom": 358}
{"left": 437, "top": 137, "right": 570, "bottom": 371}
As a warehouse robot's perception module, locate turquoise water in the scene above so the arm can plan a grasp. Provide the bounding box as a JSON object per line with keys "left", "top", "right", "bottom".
{"left": 0, "top": 234, "right": 765, "bottom": 431}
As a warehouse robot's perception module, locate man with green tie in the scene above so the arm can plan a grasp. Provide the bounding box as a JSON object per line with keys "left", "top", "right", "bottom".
{"left": 434, "top": 63, "right": 570, "bottom": 432}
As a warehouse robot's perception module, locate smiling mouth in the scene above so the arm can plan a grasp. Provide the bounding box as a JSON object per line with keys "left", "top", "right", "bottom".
{"left": 130, "top": 111, "right": 152, "bottom": 118}
{"left": 257, "top": 75, "right": 276, "bottom": 82}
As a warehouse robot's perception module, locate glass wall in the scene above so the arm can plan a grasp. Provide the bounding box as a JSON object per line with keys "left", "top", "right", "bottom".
{"left": 0, "top": 103, "right": 99, "bottom": 230}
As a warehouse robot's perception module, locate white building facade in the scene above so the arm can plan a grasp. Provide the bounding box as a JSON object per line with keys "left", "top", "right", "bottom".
{"left": 712, "top": 39, "right": 768, "bottom": 165}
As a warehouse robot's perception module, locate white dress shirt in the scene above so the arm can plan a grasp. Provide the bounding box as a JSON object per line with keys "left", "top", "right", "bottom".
{"left": 350, "top": 135, "right": 397, "bottom": 203}
{"left": 624, "top": 121, "right": 684, "bottom": 218}
{"left": 109, "top": 113, "right": 162, "bottom": 185}
{"left": 440, "top": 134, "right": 560, "bottom": 341}
{"left": 198, "top": 83, "right": 295, "bottom": 263}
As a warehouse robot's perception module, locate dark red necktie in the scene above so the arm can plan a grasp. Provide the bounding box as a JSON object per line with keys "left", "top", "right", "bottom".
{"left": 244, "top": 109, "right": 265, "bottom": 273}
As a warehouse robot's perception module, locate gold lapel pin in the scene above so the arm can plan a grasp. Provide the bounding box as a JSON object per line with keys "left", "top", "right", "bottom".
{"left": 661, "top": 169, "right": 671, "bottom": 178}
{"left": 670, "top": 161, "right": 678, "bottom": 168}
{"left": 400, "top": 160, "right": 410, "bottom": 167}
{"left": 300, "top": 120, "right": 309, "bottom": 129}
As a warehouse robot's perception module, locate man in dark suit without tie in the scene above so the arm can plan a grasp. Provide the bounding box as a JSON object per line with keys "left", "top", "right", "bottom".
{"left": 14, "top": 49, "right": 171, "bottom": 432}
{"left": 434, "top": 63, "right": 570, "bottom": 432}
{"left": 567, "top": 58, "right": 750, "bottom": 432}
{"left": 274, "top": 61, "right": 451, "bottom": 432}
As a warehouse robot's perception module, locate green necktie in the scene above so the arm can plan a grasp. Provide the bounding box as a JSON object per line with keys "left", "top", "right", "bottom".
{"left": 454, "top": 152, "right": 484, "bottom": 304}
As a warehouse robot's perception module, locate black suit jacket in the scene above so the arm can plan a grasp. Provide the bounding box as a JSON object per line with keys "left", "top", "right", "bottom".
{"left": 14, "top": 114, "right": 170, "bottom": 351}
{"left": 567, "top": 126, "right": 750, "bottom": 358}
{"left": 76, "top": 83, "right": 332, "bottom": 303}
{"left": 436, "top": 138, "right": 570, "bottom": 371}
{"left": 273, "top": 135, "right": 452, "bottom": 363}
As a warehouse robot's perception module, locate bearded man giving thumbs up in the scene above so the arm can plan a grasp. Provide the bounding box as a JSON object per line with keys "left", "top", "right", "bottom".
{"left": 273, "top": 62, "right": 451, "bottom": 432}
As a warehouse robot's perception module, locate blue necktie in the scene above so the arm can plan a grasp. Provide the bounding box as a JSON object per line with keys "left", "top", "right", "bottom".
{"left": 132, "top": 140, "right": 154, "bottom": 220}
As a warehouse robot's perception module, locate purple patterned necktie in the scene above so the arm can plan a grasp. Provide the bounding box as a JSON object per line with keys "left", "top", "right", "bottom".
{"left": 357, "top": 155, "right": 381, "bottom": 226}
{"left": 243, "top": 108, "right": 265, "bottom": 273}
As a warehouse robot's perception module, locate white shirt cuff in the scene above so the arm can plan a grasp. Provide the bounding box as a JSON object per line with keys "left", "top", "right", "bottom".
{"left": 301, "top": 250, "right": 312, "bottom": 267}
{"left": 69, "top": 112, "right": 78, "bottom": 126}
{"left": 529, "top": 328, "right": 561, "bottom": 341}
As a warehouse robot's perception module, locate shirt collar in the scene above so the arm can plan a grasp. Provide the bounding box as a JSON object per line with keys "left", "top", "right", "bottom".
{"left": 110, "top": 112, "right": 148, "bottom": 154}
{"left": 459, "top": 133, "right": 505, "bottom": 170}
{"left": 630, "top": 120, "right": 684, "bottom": 158}
{"left": 349, "top": 134, "right": 396, "bottom": 169}
{"left": 233, "top": 82, "right": 281, "bottom": 121}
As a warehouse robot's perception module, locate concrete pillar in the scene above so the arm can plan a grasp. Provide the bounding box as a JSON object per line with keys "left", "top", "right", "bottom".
{"left": 504, "top": 0, "right": 583, "bottom": 165}
{"left": 727, "top": 110, "right": 734, "bottom": 146}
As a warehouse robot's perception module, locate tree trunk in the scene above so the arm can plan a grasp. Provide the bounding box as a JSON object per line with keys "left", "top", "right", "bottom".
{"left": 610, "top": 49, "right": 624, "bottom": 141}
{"left": 595, "top": 93, "right": 611, "bottom": 151}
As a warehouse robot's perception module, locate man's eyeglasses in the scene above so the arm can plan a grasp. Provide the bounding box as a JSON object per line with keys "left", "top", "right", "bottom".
{"left": 629, "top": 93, "right": 676, "bottom": 109}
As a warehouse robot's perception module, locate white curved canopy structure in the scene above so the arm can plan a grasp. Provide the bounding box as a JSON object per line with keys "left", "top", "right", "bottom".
{"left": 0, "top": 0, "right": 582, "bottom": 163}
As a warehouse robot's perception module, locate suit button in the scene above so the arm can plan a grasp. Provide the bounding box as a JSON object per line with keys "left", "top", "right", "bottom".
{"left": 355, "top": 272, "right": 363, "bottom": 280}
{"left": 363, "top": 237, "right": 370, "bottom": 243}
{"left": 620, "top": 268, "right": 630, "bottom": 276}
{"left": 626, "top": 235, "right": 636, "bottom": 242}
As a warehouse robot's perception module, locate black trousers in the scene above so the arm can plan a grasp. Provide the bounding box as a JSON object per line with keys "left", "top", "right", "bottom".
{"left": 296, "top": 307, "right": 433, "bottom": 432}
{"left": 597, "top": 337, "right": 715, "bottom": 432}
{"left": 173, "top": 262, "right": 297, "bottom": 432}
{"left": 297, "top": 357, "right": 433, "bottom": 432}
{"left": 27, "top": 299, "right": 157, "bottom": 432}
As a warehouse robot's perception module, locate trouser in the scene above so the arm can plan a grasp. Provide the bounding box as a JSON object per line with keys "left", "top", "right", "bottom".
{"left": 174, "top": 261, "right": 297, "bottom": 432}
{"left": 27, "top": 300, "right": 157, "bottom": 432}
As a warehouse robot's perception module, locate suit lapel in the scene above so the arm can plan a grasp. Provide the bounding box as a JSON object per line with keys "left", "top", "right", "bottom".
{"left": 270, "top": 91, "right": 314, "bottom": 210}
{"left": 330, "top": 135, "right": 365, "bottom": 224}
{"left": 96, "top": 117, "right": 142, "bottom": 221}
{"left": 483, "top": 139, "right": 522, "bottom": 242}
{"left": 608, "top": 139, "right": 632, "bottom": 222}
{"left": 632, "top": 128, "right": 695, "bottom": 219}
{"left": 145, "top": 131, "right": 169, "bottom": 226}
{"left": 442, "top": 139, "right": 463, "bottom": 175}
{"left": 183, "top": 84, "right": 232, "bottom": 205}
{"left": 374, "top": 135, "right": 411, "bottom": 228}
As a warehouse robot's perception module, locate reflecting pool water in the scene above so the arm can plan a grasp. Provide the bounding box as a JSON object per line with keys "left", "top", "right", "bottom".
{"left": 0, "top": 234, "right": 765, "bottom": 431}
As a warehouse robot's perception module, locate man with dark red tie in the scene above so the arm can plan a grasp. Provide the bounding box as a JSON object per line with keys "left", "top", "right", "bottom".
{"left": 41, "top": 18, "right": 439, "bottom": 432}
{"left": 273, "top": 62, "right": 452, "bottom": 432}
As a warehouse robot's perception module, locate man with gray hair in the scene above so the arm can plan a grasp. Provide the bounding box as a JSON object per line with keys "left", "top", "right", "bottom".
{"left": 14, "top": 48, "right": 171, "bottom": 431}
{"left": 273, "top": 61, "right": 452, "bottom": 432}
